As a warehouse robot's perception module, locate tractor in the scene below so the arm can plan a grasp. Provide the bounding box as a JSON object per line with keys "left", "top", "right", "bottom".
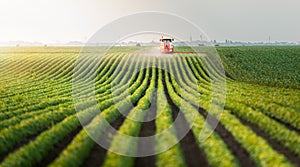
{"left": 160, "top": 36, "right": 174, "bottom": 53}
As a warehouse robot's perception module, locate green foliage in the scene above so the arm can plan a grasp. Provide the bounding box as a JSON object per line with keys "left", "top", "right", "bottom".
{"left": 0, "top": 47, "right": 299, "bottom": 167}
{"left": 217, "top": 46, "right": 300, "bottom": 88}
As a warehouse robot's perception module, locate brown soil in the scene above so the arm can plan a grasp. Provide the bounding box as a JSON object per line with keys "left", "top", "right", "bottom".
{"left": 236, "top": 115, "right": 300, "bottom": 165}
{"left": 163, "top": 70, "right": 209, "bottom": 167}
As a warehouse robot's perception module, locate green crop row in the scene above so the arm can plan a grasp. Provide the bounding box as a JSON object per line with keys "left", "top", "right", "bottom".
{"left": 102, "top": 58, "right": 156, "bottom": 167}
{"left": 163, "top": 58, "right": 239, "bottom": 167}
{"left": 187, "top": 55, "right": 300, "bottom": 133}
{"left": 48, "top": 57, "right": 151, "bottom": 167}
{"left": 154, "top": 60, "right": 186, "bottom": 167}
{"left": 169, "top": 55, "right": 297, "bottom": 166}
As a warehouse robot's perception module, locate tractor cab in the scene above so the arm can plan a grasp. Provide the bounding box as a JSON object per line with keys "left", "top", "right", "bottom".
{"left": 160, "top": 37, "right": 174, "bottom": 53}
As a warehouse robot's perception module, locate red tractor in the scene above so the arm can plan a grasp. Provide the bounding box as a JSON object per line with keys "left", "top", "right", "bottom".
{"left": 160, "top": 36, "right": 174, "bottom": 53}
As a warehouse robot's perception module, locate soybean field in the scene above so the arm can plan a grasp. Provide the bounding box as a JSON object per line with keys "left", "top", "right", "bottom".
{"left": 0, "top": 46, "right": 299, "bottom": 167}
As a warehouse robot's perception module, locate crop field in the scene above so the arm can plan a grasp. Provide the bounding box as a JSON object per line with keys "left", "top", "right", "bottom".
{"left": 218, "top": 46, "right": 300, "bottom": 88}
{"left": 0, "top": 46, "right": 299, "bottom": 167}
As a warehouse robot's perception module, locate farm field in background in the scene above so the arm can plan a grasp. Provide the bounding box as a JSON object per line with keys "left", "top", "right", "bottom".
{"left": 0, "top": 46, "right": 299, "bottom": 167}
{"left": 218, "top": 46, "right": 300, "bottom": 88}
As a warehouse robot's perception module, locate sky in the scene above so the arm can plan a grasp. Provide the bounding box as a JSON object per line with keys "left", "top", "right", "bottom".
{"left": 0, "top": 0, "right": 299, "bottom": 43}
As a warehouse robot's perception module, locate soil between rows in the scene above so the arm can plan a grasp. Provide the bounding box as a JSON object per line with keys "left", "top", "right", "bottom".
{"left": 81, "top": 67, "right": 151, "bottom": 167}
{"left": 166, "top": 59, "right": 256, "bottom": 167}
{"left": 235, "top": 114, "right": 300, "bottom": 165}
{"left": 134, "top": 67, "right": 158, "bottom": 167}
{"left": 162, "top": 69, "right": 209, "bottom": 167}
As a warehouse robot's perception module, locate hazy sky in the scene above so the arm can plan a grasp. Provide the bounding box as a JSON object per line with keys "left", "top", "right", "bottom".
{"left": 0, "top": 0, "right": 299, "bottom": 43}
